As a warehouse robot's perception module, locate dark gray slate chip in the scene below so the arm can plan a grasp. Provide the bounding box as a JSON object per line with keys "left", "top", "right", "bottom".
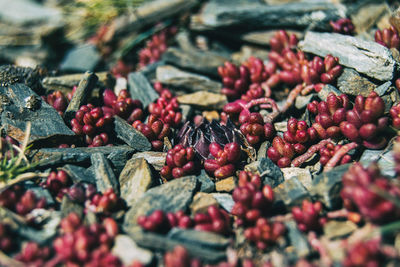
{"left": 32, "top": 146, "right": 135, "bottom": 169}
{"left": 167, "top": 228, "right": 229, "bottom": 250}
{"left": 360, "top": 149, "right": 395, "bottom": 178}
{"left": 258, "top": 157, "right": 284, "bottom": 188}
{"left": 127, "top": 72, "right": 159, "bottom": 108}
{"left": 310, "top": 164, "right": 351, "bottom": 210}
{"left": 60, "top": 195, "right": 84, "bottom": 218}
{"left": 273, "top": 177, "right": 310, "bottom": 209}
{"left": 123, "top": 176, "right": 198, "bottom": 228}
{"left": 191, "top": 1, "right": 341, "bottom": 31}
{"left": 285, "top": 220, "right": 311, "bottom": 258}
{"left": 318, "top": 84, "right": 342, "bottom": 101}
{"left": 198, "top": 170, "right": 215, "bottom": 193}
{"left": 113, "top": 116, "right": 151, "bottom": 151}
{"left": 0, "top": 84, "right": 75, "bottom": 144}
{"left": 64, "top": 71, "right": 98, "bottom": 122}
{"left": 61, "top": 164, "right": 96, "bottom": 184}
{"left": 60, "top": 44, "right": 101, "bottom": 73}
{"left": 91, "top": 153, "right": 120, "bottom": 195}
{"left": 125, "top": 226, "right": 226, "bottom": 263}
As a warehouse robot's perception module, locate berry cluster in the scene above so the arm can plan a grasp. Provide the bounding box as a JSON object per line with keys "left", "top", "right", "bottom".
{"left": 270, "top": 30, "right": 298, "bottom": 53}
{"left": 41, "top": 170, "right": 70, "bottom": 199}
{"left": 342, "top": 239, "right": 384, "bottom": 267}
{"left": 43, "top": 90, "right": 69, "bottom": 115}
{"left": 160, "top": 145, "right": 198, "bottom": 179}
{"left": 138, "top": 27, "right": 178, "bottom": 69}
{"left": 138, "top": 206, "right": 231, "bottom": 235}
{"left": 204, "top": 142, "right": 241, "bottom": 179}
{"left": 340, "top": 92, "right": 388, "bottom": 149}
{"left": 103, "top": 89, "right": 144, "bottom": 124}
{"left": 341, "top": 162, "right": 400, "bottom": 223}
{"left": 137, "top": 210, "right": 192, "bottom": 234}
{"left": 243, "top": 218, "right": 286, "bottom": 251}
{"left": 15, "top": 242, "right": 51, "bottom": 266}
{"left": 53, "top": 213, "right": 121, "bottom": 266}
{"left": 164, "top": 245, "right": 202, "bottom": 267}
{"left": 390, "top": 103, "right": 400, "bottom": 129}
{"left": 330, "top": 18, "right": 355, "bottom": 35}
{"left": 149, "top": 82, "right": 182, "bottom": 128}
{"left": 231, "top": 171, "right": 274, "bottom": 226}
{"left": 292, "top": 200, "right": 327, "bottom": 232}
{"left": 375, "top": 25, "right": 400, "bottom": 50}
{"left": 133, "top": 114, "right": 171, "bottom": 151}
{"left": 308, "top": 93, "right": 351, "bottom": 139}
{"left": 0, "top": 185, "right": 46, "bottom": 216}
{"left": 268, "top": 118, "right": 317, "bottom": 168}
{"left": 193, "top": 205, "right": 231, "bottom": 235}
{"left": 86, "top": 188, "right": 126, "bottom": 215}
{"left": 218, "top": 61, "right": 250, "bottom": 99}
{"left": 71, "top": 104, "right": 113, "bottom": 147}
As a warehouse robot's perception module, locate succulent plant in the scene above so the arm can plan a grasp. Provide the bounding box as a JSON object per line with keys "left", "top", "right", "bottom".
{"left": 340, "top": 92, "right": 388, "bottom": 149}
{"left": 133, "top": 114, "right": 171, "bottom": 151}
{"left": 341, "top": 162, "right": 400, "bottom": 224}
{"left": 160, "top": 145, "right": 198, "bottom": 179}
{"left": 375, "top": 25, "right": 400, "bottom": 50}
{"left": 292, "top": 200, "right": 327, "bottom": 232}
{"left": 330, "top": 18, "right": 355, "bottom": 35}
{"left": 243, "top": 218, "right": 286, "bottom": 251}
{"left": 43, "top": 91, "right": 69, "bottom": 115}
{"left": 204, "top": 142, "right": 242, "bottom": 179}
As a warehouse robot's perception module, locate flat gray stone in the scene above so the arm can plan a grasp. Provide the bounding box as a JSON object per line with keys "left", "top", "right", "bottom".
{"left": 285, "top": 220, "right": 311, "bottom": 258}
{"left": 123, "top": 176, "right": 198, "bottom": 228}
{"left": 360, "top": 149, "right": 396, "bottom": 178}
{"left": 61, "top": 164, "right": 95, "bottom": 184}
{"left": 258, "top": 157, "right": 284, "bottom": 188}
{"left": 127, "top": 72, "right": 159, "bottom": 108}
{"left": 156, "top": 65, "right": 221, "bottom": 93}
{"left": 0, "top": 84, "right": 75, "bottom": 144}
{"left": 310, "top": 164, "right": 351, "bottom": 210}
{"left": 281, "top": 167, "right": 312, "bottom": 191}
{"left": 299, "top": 32, "right": 397, "bottom": 81}
{"left": 91, "top": 153, "right": 119, "bottom": 195}
{"left": 60, "top": 44, "right": 101, "bottom": 73}
{"left": 125, "top": 226, "right": 226, "bottom": 263}
{"left": 211, "top": 193, "right": 234, "bottom": 213}
{"left": 191, "top": 1, "right": 342, "bottom": 31}
{"left": 32, "top": 146, "right": 135, "bottom": 171}
{"left": 162, "top": 47, "right": 228, "bottom": 78}
{"left": 0, "top": 0, "right": 61, "bottom": 25}
{"left": 167, "top": 228, "right": 229, "bottom": 250}
{"left": 114, "top": 116, "right": 151, "bottom": 151}
{"left": 273, "top": 177, "right": 310, "bottom": 209}
{"left": 198, "top": 170, "right": 215, "bottom": 193}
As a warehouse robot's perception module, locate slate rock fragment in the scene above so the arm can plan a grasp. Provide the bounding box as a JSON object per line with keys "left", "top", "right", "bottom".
{"left": 127, "top": 72, "right": 159, "bottom": 108}
{"left": 0, "top": 84, "right": 75, "bottom": 144}
{"left": 257, "top": 157, "right": 284, "bottom": 188}
{"left": 91, "top": 153, "right": 119, "bottom": 195}
{"left": 112, "top": 235, "right": 154, "bottom": 266}
{"left": 273, "top": 177, "right": 310, "bottom": 209}
{"left": 285, "top": 220, "right": 311, "bottom": 258}
{"left": 0, "top": 65, "right": 44, "bottom": 94}
{"left": 156, "top": 65, "right": 222, "bottom": 93}
{"left": 337, "top": 68, "right": 377, "bottom": 97}
{"left": 123, "top": 176, "right": 198, "bottom": 228}
{"left": 61, "top": 164, "right": 95, "bottom": 184}
{"left": 60, "top": 44, "right": 101, "bottom": 73}
{"left": 113, "top": 116, "right": 151, "bottom": 152}
{"left": 299, "top": 32, "right": 397, "bottom": 81}
{"left": 310, "top": 164, "right": 351, "bottom": 210}
{"left": 130, "top": 151, "right": 166, "bottom": 171}
{"left": 64, "top": 71, "right": 98, "bottom": 122}
{"left": 167, "top": 228, "right": 229, "bottom": 250}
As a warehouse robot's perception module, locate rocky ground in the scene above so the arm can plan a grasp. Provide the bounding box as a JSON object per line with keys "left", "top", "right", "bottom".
{"left": 1, "top": 0, "right": 400, "bottom": 266}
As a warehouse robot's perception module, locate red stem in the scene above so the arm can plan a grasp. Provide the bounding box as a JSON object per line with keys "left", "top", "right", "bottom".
{"left": 291, "top": 139, "right": 332, "bottom": 167}
{"left": 324, "top": 142, "right": 358, "bottom": 171}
